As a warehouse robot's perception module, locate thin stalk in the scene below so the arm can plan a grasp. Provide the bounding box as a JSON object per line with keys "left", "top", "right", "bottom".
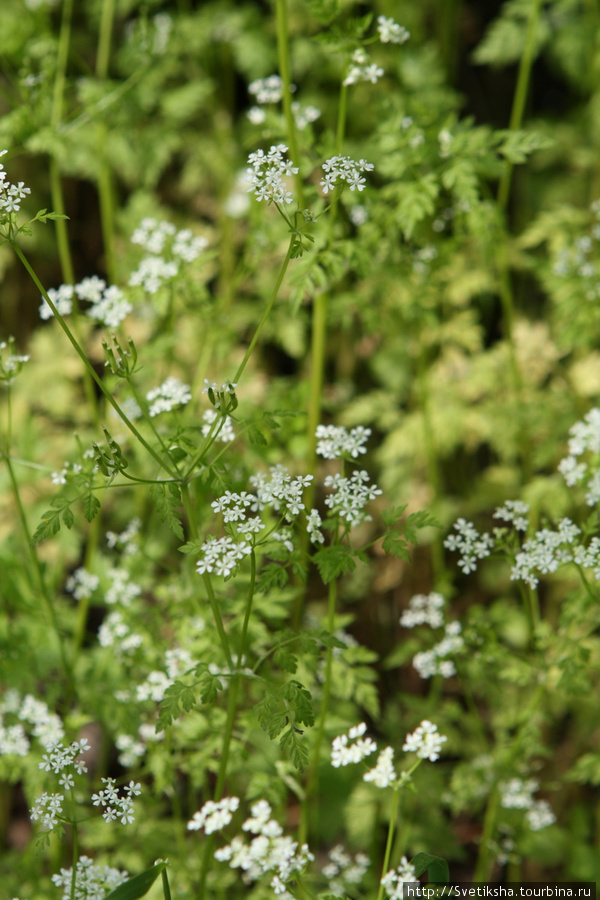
{"left": 275, "top": 0, "right": 304, "bottom": 205}
{"left": 95, "top": 0, "right": 117, "bottom": 281}
{"left": 161, "top": 869, "right": 172, "bottom": 900}
{"left": 179, "top": 482, "right": 233, "bottom": 669}
{"left": 237, "top": 551, "right": 257, "bottom": 667}
{"left": 497, "top": 0, "right": 544, "bottom": 211}
{"left": 69, "top": 820, "right": 79, "bottom": 900}
{"left": 196, "top": 675, "right": 241, "bottom": 900}
{"left": 50, "top": 0, "right": 75, "bottom": 283}
{"left": 298, "top": 576, "right": 337, "bottom": 843}
{"left": 12, "top": 243, "right": 178, "bottom": 478}
{"left": 233, "top": 237, "right": 294, "bottom": 384}
{"left": 376, "top": 788, "right": 401, "bottom": 900}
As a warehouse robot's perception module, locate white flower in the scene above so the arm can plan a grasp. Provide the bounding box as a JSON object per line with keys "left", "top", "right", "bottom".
{"left": 187, "top": 796, "right": 240, "bottom": 834}
{"left": 444, "top": 518, "right": 494, "bottom": 574}
{"left": 146, "top": 376, "right": 191, "bottom": 416}
{"left": 320, "top": 157, "right": 374, "bottom": 194}
{"left": 316, "top": 424, "right": 371, "bottom": 459}
{"left": 377, "top": 16, "right": 410, "bottom": 44}
{"left": 402, "top": 719, "right": 447, "bottom": 761}
{"left": 381, "top": 857, "right": 417, "bottom": 899}
{"left": 526, "top": 799, "right": 556, "bottom": 831}
{"left": 331, "top": 722, "right": 377, "bottom": 767}
{"left": 87, "top": 285, "right": 132, "bottom": 327}
{"left": 248, "top": 74, "right": 285, "bottom": 104}
{"left": 344, "top": 50, "right": 384, "bottom": 86}
{"left": 363, "top": 746, "right": 396, "bottom": 788}
{"left": 400, "top": 592, "right": 445, "bottom": 629}
{"left": 245, "top": 144, "right": 298, "bottom": 205}
{"left": 39, "top": 284, "right": 74, "bottom": 320}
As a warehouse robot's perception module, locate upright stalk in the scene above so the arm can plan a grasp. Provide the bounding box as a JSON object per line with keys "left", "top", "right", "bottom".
{"left": 275, "top": 0, "right": 304, "bottom": 206}
{"left": 95, "top": 0, "right": 118, "bottom": 282}
{"left": 50, "top": 0, "right": 75, "bottom": 285}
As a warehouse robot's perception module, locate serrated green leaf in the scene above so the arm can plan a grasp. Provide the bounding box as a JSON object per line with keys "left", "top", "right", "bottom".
{"left": 280, "top": 726, "right": 308, "bottom": 772}
{"left": 62, "top": 506, "right": 75, "bottom": 529}
{"left": 150, "top": 483, "right": 184, "bottom": 540}
{"left": 313, "top": 544, "right": 356, "bottom": 583}
{"left": 256, "top": 562, "right": 289, "bottom": 593}
{"left": 82, "top": 492, "right": 101, "bottom": 523}
{"left": 31, "top": 510, "right": 61, "bottom": 544}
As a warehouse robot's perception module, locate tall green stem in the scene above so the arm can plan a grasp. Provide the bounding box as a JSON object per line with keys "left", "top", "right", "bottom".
{"left": 275, "top": 0, "right": 304, "bottom": 206}
{"left": 95, "top": 0, "right": 117, "bottom": 282}
{"left": 233, "top": 238, "right": 294, "bottom": 384}
{"left": 376, "top": 788, "right": 401, "bottom": 900}
{"left": 497, "top": 0, "right": 544, "bottom": 211}
{"left": 298, "top": 576, "right": 337, "bottom": 843}
{"left": 50, "top": 0, "right": 75, "bottom": 284}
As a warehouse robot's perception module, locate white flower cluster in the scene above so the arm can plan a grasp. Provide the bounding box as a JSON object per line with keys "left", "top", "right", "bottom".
{"left": 29, "top": 792, "right": 65, "bottom": 831}
{"left": 380, "top": 857, "right": 417, "bottom": 900}
{"left": 39, "top": 276, "right": 133, "bottom": 327}
{"left": 552, "top": 203, "right": 600, "bottom": 301}
{"left": 146, "top": 376, "right": 192, "bottom": 416}
{"left": 511, "top": 518, "right": 591, "bottom": 589}
{"left": 443, "top": 517, "right": 495, "bottom": 573}
{"left": 377, "top": 16, "right": 410, "bottom": 44}
{"left": 0, "top": 149, "right": 30, "bottom": 220}
{"left": 39, "top": 738, "right": 90, "bottom": 775}
{"left": 0, "top": 338, "right": 29, "bottom": 384}
{"left": 493, "top": 499, "right": 530, "bottom": 532}
{"left": 246, "top": 144, "right": 298, "bottom": 205}
{"left": 400, "top": 591, "right": 445, "bottom": 628}
{"left": 331, "top": 722, "right": 377, "bottom": 767}
{"left": 500, "top": 778, "right": 555, "bottom": 832}
{"left": 135, "top": 648, "right": 194, "bottom": 703}
{"left": 363, "top": 746, "right": 396, "bottom": 788}
{"left": 402, "top": 719, "right": 447, "bottom": 762}
{"left": 343, "top": 49, "right": 384, "bottom": 86}
{"left": 558, "top": 407, "right": 600, "bottom": 504}
{"left": 196, "top": 536, "right": 253, "bottom": 578}
{"left": 65, "top": 567, "right": 100, "bottom": 601}
{"left": 323, "top": 470, "right": 382, "bottom": 527}
{"left": 0, "top": 692, "right": 64, "bottom": 757}
{"left": 249, "top": 74, "right": 285, "bottom": 104}
{"left": 291, "top": 101, "right": 321, "bottom": 131}
{"left": 106, "top": 517, "right": 141, "bottom": 555}
{"left": 413, "top": 622, "right": 463, "bottom": 680}
{"left": 320, "top": 155, "right": 374, "bottom": 194}
{"left": 250, "top": 467, "right": 313, "bottom": 518}
{"left": 188, "top": 796, "right": 240, "bottom": 834}
{"left": 98, "top": 611, "right": 143, "bottom": 655}
{"left": 129, "top": 217, "right": 207, "bottom": 293}
{"left": 91, "top": 777, "right": 141, "bottom": 825}
{"left": 206, "top": 798, "right": 314, "bottom": 896}
{"left": 316, "top": 424, "right": 371, "bottom": 459}
{"left": 105, "top": 567, "right": 142, "bottom": 606}
{"left": 322, "top": 845, "right": 370, "bottom": 897}
{"left": 52, "top": 856, "right": 129, "bottom": 900}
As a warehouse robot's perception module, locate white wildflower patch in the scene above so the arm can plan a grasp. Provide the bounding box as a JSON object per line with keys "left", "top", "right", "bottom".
{"left": 500, "top": 778, "right": 555, "bottom": 831}
{"left": 324, "top": 470, "right": 382, "bottom": 527}
{"left": 363, "top": 746, "right": 396, "bottom": 788}
{"left": 146, "top": 376, "right": 192, "bottom": 416}
{"left": 402, "top": 720, "right": 447, "bottom": 762}
{"left": 381, "top": 857, "right": 417, "bottom": 899}
{"left": 52, "top": 856, "right": 129, "bottom": 900}
{"left": 248, "top": 74, "right": 285, "bottom": 105}
{"left": 245, "top": 144, "right": 298, "bottom": 205}
{"left": 316, "top": 424, "right": 371, "bottom": 459}
{"left": 443, "top": 518, "right": 494, "bottom": 573}
{"left": 400, "top": 592, "right": 445, "bottom": 629}
{"left": 0, "top": 150, "right": 31, "bottom": 221}
{"left": 343, "top": 49, "right": 384, "bottom": 86}
{"left": 320, "top": 155, "right": 374, "bottom": 194}
{"left": 322, "top": 845, "right": 370, "bottom": 896}
{"left": 377, "top": 16, "right": 410, "bottom": 44}
{"left": 201, "top": 409, "right": 236, "bottom": 442}
{"left": 187, "top": 796, "right": 240, "bottom": 834}
{"left": 331, "top": 722, "right": 377, "bottom": 767}
{"left": 413, "top": 622, "right": 464, "bottom": 680}
{"left": 91, "top": 777, "right": 141, "bottom": 825}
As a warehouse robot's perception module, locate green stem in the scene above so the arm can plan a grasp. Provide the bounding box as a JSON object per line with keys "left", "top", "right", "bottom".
{"left": 275, "top": 0, "right": 304, "bottom": 205}
{"left": 179, "top": 482, "right": 233, "bottom": 669}
{"left": 497, "top": 0, "right": 543, "bottom": 211}
{"left": 233, "top": 237, "right": 294, "bottom": 384}
{"left": 376, "top": 788, "right": 401, "bottom": 900}
{"left": 70, "top": 820, "right": 79, "bottom": 900}
{"left": 298, "top": 576, "right": 337, "bottom": 843}
{"left": 12, "top": 243, "right": 178, "bottom": 478}
{"left": 196, "top": 675, "right": 241, "bottom": 900}
{"left": 50, "top": 0, "right": 75, "bottom": 283}
{"left": 161, "top": 868, "right": 172, "bottom": 900}
{"left": 237, "top": 551, "right": 256, "bottom": 667}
